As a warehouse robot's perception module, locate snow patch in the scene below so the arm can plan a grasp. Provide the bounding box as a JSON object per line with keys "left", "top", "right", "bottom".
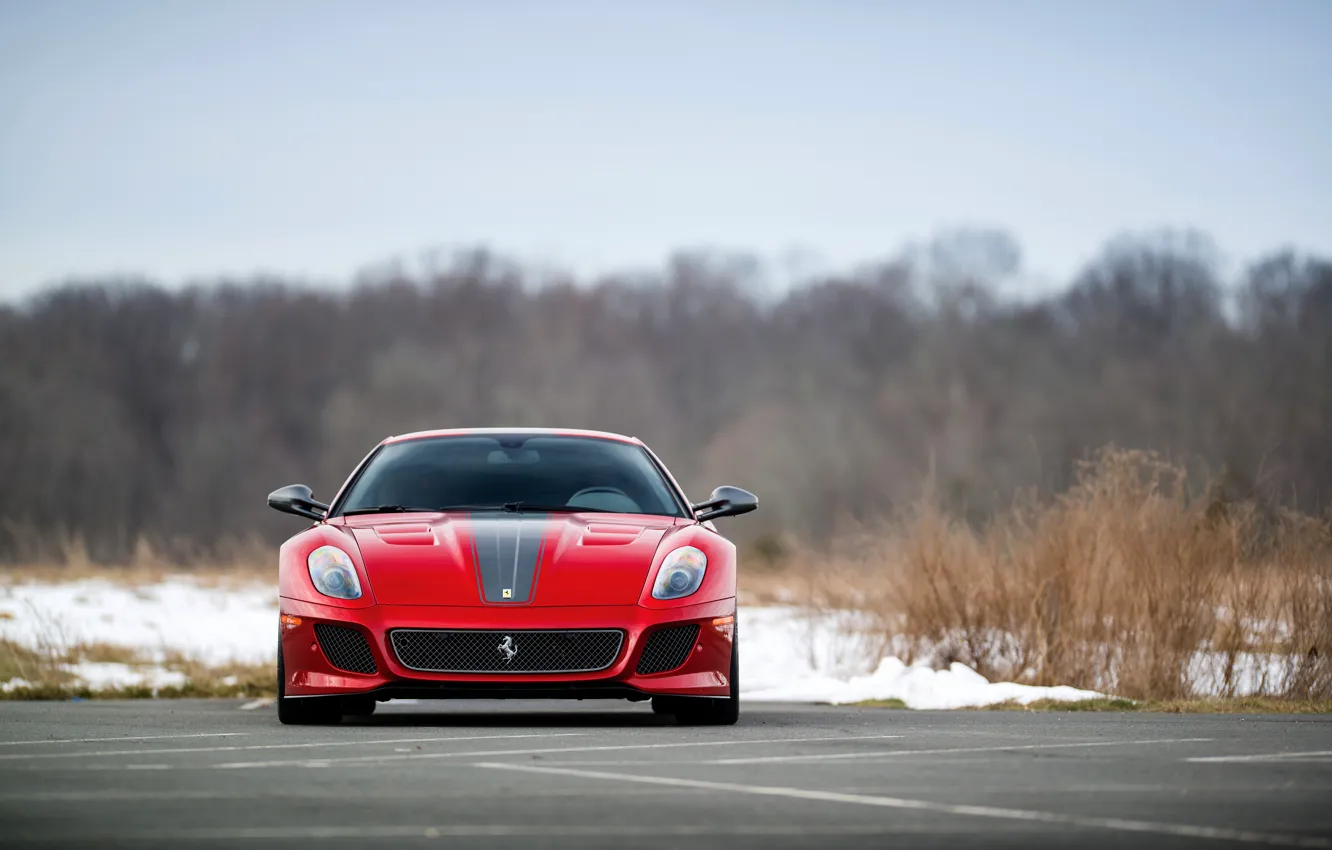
{"left": 0, "top": 578, "right": 277, "bottom": 664}
{"left": 739, "top": 606, "right": 1102, "bottom": 707}
{"left": 744, "top": 657, "right": 1101, "bottom": 708}
{"left": 63, "top": 662, "right": 188, "bottom": 691}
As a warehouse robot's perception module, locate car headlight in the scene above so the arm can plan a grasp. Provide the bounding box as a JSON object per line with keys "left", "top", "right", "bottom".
{"left": 652, "top": 546, "right": 707, "bottom": 600}
{"left": 307, "top": 546, "right": 362, "bottom": 600}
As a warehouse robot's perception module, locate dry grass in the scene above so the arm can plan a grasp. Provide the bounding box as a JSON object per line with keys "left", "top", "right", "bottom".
{"left": 0, "top": 531, "right": 272, "bottom": 587}
{"left": 0, "top": 676, "right": 276, "bottom": 701}
{"left": 1, "top": 550, "right": 276, "bottom": 699}
{"left": 67, "top": 642, "right": 147, "bottom": 664}
{"left": 0, "top": 636, "right": 275, "bottom": 701}
{"left": 1, "top": 599, "right": 275, "bottom": 703}
{"left": 0, "top": 638, "right": 72, "bottom": 689}
{"left": 852, "top": 698, "right": 909, "bottom": 709}
{"left": 970, "top": 696, "right": 1332, "bottom": 714}
{"left": 754, "top": 449, "right": 1332, "bottom": 702}
{"left": 0, "top": 537, "right": 279, "bottom": 700}
{"left": 158, "top": 651, "right": 275, "bottom": 697}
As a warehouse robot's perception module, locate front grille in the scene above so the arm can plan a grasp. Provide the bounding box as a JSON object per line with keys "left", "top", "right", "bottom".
{"left": 314, "top": 623, "right": 378, "bottom": 674}
{"left": 390, "top": 629, "right": 624, "bottom": 674}
{"left": 636, "top": 624, "right": 700, "bottom": 675}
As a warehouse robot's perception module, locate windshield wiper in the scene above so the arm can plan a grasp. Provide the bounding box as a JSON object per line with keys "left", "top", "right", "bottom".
{"left": 499, "top": 502, "right": 614, "bottom": 513}
{"left": 340, "top": 505, "right": 440, "bottom": 516}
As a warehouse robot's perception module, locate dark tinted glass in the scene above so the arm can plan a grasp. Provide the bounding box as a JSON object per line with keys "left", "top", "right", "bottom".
{"left": 336, "top": 435, "right": 683, "bottom": 517}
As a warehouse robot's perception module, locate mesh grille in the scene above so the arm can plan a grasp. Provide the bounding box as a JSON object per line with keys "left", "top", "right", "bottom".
{"left": 635, "top": 624, "right": 700, "bottom": 675}
{"left": 390, "top": 629, "right": 624, "bottom": 674}
{"left": 314, "top": 623, "right": 378, "bottom": 674}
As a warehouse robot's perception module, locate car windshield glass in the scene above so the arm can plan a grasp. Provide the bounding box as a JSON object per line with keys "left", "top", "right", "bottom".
{"left": 335, "top": 435, "right": 684, "bottom": 518}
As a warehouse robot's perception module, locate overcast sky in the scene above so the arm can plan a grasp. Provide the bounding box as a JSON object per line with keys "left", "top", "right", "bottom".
{"left": 1, "top": 0, "right": 1328, "bottom": 298}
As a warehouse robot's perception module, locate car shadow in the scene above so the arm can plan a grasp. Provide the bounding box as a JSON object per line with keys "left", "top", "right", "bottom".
{"left": 342, "top": 702, "right": 679, "bottom": 728}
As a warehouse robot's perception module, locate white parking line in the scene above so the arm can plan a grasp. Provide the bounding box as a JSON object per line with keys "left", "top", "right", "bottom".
{"left": 706, "top": 737, "right": 1216, "bottom": 765}
{"left": 0, "top": 733, "right": 579, "bottom": 762}
{"left": 0, "top": 787, "right": 699, "bottom": 802}
{"left": 213, "top": 735, "right": 903, "bottom": 770}
{"left": 1189, "top": 750, "right": 1332, "bottom": 764}
{"left": 475, "top": 762, "right": 1332, "bottom": 849}
{"left": 2, "top": 824, "right": 934, "bottom": 840}
{"left": 0, "top": 732, "right": 248, "bottom": 747}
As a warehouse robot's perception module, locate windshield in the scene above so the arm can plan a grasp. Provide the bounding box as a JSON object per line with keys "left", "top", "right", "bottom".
{"left": 334, "top": 435, "right": 685, "bottom": 518}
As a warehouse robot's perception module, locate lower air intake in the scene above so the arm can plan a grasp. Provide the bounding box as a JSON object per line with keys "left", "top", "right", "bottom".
{"left": 314, "top": 623, "right": 378, "bottom": 675}
{"left": 390, "top": 629, "right": 624, "bottom": 674}
{"left": 635, "top": 624, "right": 700, "bottom": 675}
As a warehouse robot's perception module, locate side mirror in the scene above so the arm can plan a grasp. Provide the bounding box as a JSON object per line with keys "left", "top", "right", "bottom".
{"left": 691, "top": 486, "right": 758, "bottom": 523}
{"left": 267, "top": 484, "right": 329, "bottom": 522}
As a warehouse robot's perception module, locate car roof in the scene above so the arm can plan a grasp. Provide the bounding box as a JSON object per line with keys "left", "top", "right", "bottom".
{"left": 383, "top": 427, "right": 642, "bottom": 445}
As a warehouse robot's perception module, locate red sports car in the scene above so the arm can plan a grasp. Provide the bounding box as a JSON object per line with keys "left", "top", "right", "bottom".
{"left": 267, "top": 428, "right": 757, "bottom": 725}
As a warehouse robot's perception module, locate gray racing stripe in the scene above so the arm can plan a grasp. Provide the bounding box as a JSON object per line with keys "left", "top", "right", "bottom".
{"left": 471, "top": 516, "right": 547, "bottom": 603}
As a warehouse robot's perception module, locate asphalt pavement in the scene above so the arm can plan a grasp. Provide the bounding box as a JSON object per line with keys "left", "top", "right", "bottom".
{"left": 0, "top": 699, "right": 1329, "bottom": 849}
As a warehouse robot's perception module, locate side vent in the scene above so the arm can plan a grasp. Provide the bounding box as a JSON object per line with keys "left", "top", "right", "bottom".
{"left": 314, "top": 623, "right": 378, "bottom": 674}
{"left": 636, "top": 624, "right": 700, "bottom": 675}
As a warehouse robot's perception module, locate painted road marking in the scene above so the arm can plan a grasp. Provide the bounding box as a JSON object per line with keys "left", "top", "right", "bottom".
{"left": 0, "top": 824, "right": 950, "bottom": 841}
{"left": 475, "top": 762, "right": 1332, "bottom": 849}
{"left": 705, "top": 737, "right": 1217, "bottom": 765}
{"left": 0, "top": 733, "right": 579, "bottom": 762}
{"left": 0, "top": 787, "right": 698, "bottom": 802}
{"left": 1189, "top": 750, "right": 1332, "bottom": 764}
{"left": 0, "top": 732, "right": 248, "bottom": 747}
{"left": 213, "top": 735, "right": 904, "bottom": 770}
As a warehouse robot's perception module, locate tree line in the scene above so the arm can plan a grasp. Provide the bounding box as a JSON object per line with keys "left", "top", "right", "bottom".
{"left": 1, "top": 229, "right": 1329, "bottom": 563}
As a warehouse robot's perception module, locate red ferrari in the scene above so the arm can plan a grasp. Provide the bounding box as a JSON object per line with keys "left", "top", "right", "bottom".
{"left": 267, "top": 428, "right": 757, "bottom": 725}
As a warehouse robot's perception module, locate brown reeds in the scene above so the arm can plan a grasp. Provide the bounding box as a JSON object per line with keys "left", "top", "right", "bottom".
{"left": 747, "top": 448, "right": 1332, "bottom": 701}
{"left": 0, "top": 530, "right": 272, "bottom": 586}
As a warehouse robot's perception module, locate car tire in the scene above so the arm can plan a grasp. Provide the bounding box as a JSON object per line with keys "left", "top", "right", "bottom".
{"left": 673, "top": 628, "right": 740, "bottom": 726}
{"left": 276, "top": 642, "right": 343, "bottom": 725}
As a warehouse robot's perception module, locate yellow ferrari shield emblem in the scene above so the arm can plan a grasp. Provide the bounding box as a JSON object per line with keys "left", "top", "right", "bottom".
{"left": 502, "top": 588, "right": 512, "bottom": 599}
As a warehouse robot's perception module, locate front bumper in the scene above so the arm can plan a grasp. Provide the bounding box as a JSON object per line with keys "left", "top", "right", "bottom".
{"left": 278, "top": 596, "right": 736, "bottom": 699}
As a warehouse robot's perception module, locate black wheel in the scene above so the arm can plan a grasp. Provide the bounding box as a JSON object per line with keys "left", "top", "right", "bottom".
{"left": 276, "top": 643, "right": 343, "bottom": 725}
{"left": 673, "top": 628, "right": 740, "bottom": 726}
{"left": 342, "top": 696, "right": 377, "bottom": 717}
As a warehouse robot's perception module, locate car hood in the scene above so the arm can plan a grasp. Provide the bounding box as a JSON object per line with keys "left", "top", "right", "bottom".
{"left": 344, "top": 513, "right": 682, "bottom": 607}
